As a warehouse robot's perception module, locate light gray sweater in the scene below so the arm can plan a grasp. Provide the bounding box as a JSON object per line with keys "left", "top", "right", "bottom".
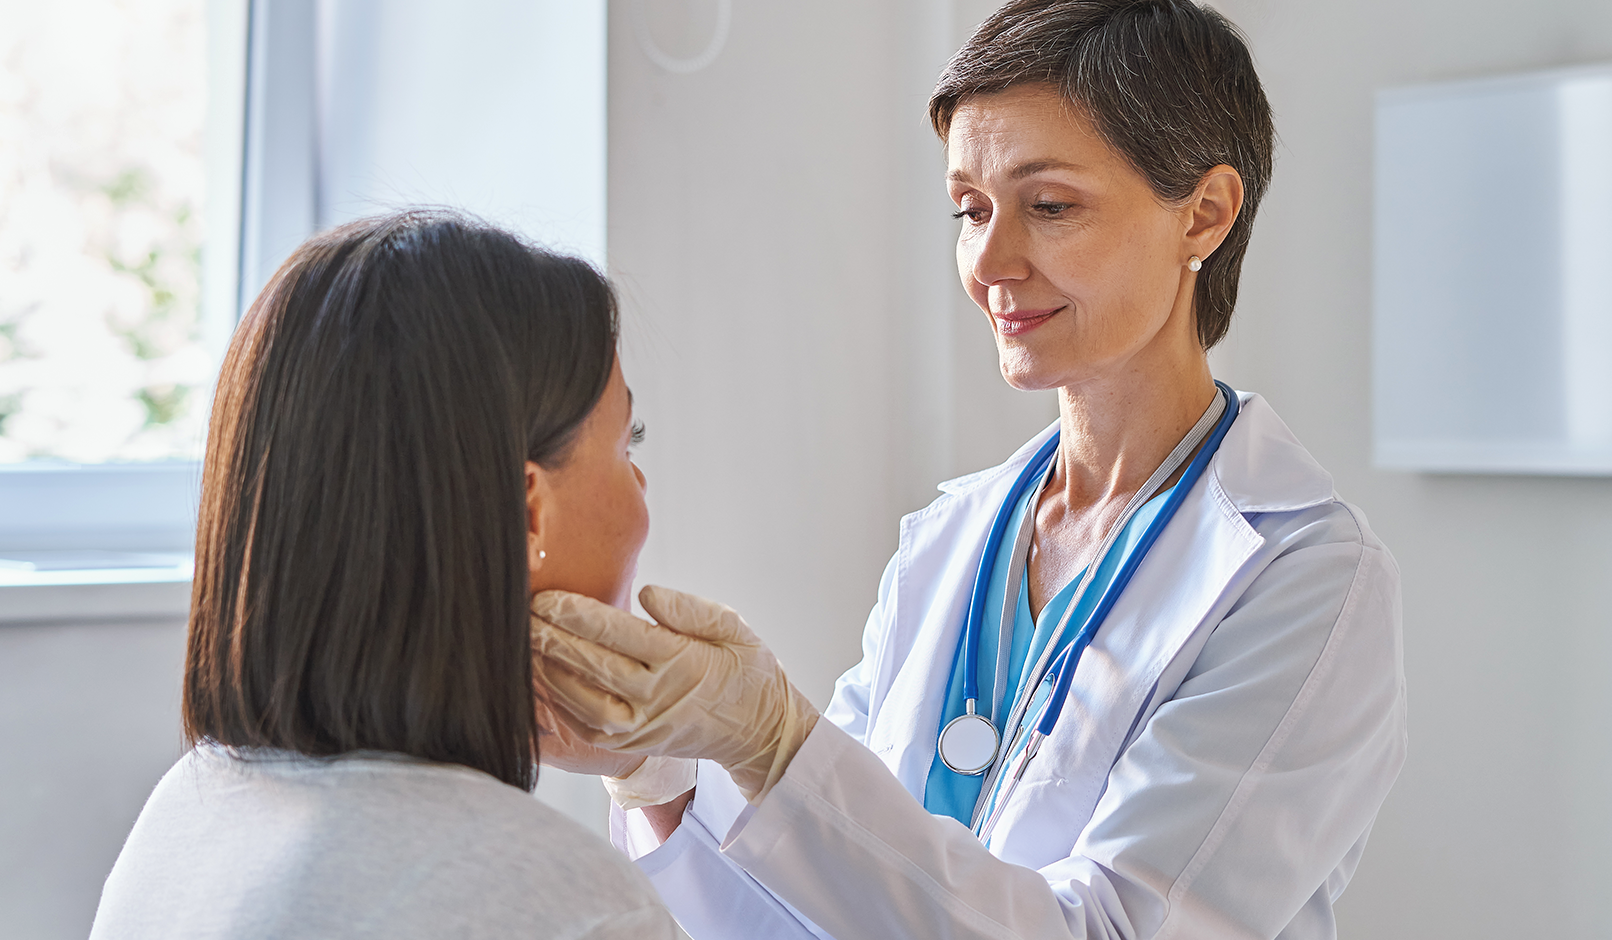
{"left": 90, "top": 746, "right": 679, "bottom": 939}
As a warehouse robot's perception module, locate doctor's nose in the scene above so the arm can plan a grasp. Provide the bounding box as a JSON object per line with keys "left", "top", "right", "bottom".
{"left": 967, "top": 220, "right": 1032, "bottom": 290}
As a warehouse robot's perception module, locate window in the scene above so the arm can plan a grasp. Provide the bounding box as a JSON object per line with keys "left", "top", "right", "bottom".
{"left": 0, "top": 1, "right": 214, "bottom": 464}
{"left": 0, "top": 0, "right": 246, "bottom": 556}
{"left": 0, "top": 0, "right": 603, "bottom": 561}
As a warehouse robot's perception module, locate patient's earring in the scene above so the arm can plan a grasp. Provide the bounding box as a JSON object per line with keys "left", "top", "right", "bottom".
{"left": 1188, "top": 255, "right": 1202, "bottom": 272}
{"left": 538, "top": 550, "right": 547, "bottom": 560}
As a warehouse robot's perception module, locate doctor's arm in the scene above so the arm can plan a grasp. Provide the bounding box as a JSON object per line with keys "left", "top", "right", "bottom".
{"left": 592, "top": 558, "right": 897, "bottom": 940}
{"left": 722, "top": 511, "right": 1405, "bottom": 940}
{"left": 533, "top": 513, "right": 1404, "bottom": 940}
{"left": 592, "top": 551, "right": 896, "bottom": 854}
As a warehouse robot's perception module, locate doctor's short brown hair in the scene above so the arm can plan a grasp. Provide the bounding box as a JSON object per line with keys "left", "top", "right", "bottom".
{"left": 930, "top": 0, "right": 1274, "bottom": 349}
{"left": 183, "top": 211, "right": 618, "bottom": 791}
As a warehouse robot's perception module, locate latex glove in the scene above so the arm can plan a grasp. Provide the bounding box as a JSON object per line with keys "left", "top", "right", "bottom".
{"left": 530, "top": 585, "right": 818, "bottom": 802}
{"left": 533, "top": 688, "right": 646, "bottom": 779}
{"left": 600, "top": 754, "right": 698, "bottom": 810}
{"left": 536, "top": 678, "right": 695, "bottom": 807}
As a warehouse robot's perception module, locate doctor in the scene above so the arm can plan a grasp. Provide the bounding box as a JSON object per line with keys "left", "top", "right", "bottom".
{"left": 532, "top": 1, "right": 1406, "bottom": 937}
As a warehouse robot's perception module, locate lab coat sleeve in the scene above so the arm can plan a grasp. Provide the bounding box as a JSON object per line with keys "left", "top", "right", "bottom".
{"left": 1069, "top": 504, "right": 1405, "bottom": 939}
{"left": 720, "top": 504, "right": 1406, "bottom": 940}
{"left": 608, "top": 555, "right": 900, "bottom": 939}
{"left": 821, "top": 551, "right": 899, "bottom": 743}
{"left": 610, "top": 761, "right": 829, "bottom": 939}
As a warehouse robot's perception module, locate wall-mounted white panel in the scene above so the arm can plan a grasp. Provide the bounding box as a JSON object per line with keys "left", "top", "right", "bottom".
{"left": 1373, "top": 65, "right": 1612, "bottom": 475}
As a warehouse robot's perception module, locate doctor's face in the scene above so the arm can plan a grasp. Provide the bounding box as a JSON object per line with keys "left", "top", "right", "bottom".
{"left": 526, "top": 359, "right": 649, "bottom": 610}
{"left": 946, "top": 84, "right": 1201, "bottom": 392}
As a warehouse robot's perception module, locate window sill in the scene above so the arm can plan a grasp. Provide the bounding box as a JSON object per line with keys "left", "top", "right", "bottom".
{"left": 0, "top": 560, "right": 192, "bottom": 626}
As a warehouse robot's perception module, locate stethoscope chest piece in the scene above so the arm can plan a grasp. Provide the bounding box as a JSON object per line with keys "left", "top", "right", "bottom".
{"left": 938, "top": 707, "right": 999, "bottom": 776}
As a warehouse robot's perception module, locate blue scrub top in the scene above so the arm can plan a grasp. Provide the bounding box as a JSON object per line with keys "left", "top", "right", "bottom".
{"left": 924, "top": 467, "right": 1177, "bottom": 827}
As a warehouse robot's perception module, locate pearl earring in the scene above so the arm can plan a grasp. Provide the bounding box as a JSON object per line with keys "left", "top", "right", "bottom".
{"left": 1188, "top": 256, "right": 1202, "bottom": 272}
{"left": 538, "top": 550, "right": 547, "bottom": 560}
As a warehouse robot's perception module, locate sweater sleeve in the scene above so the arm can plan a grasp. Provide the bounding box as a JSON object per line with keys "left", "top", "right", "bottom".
{"left": 575, "top": 903, "right": 686, "bottom": 940}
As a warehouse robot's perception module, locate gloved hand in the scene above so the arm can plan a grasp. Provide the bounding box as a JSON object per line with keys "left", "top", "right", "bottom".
{"left": 530, "top": 585, "right": 818, "bottom": 803}
{"left": 600, "top": 754, "right": 698, "bottom": 810}
{"left": 532, "top": 689, "right": 647, "bottom": 779}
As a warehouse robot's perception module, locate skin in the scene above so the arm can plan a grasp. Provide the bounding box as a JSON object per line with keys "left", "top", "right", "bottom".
{"left": 526, "top": 358, "right": 649, "bottom": 608}
{"left": 945, "top": 84, "right": 1243, "bottom": 616}
{"left": 527, "top": 357, "right": 656, "bottom": 782}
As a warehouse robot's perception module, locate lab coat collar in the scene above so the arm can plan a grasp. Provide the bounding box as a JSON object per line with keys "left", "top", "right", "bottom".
{"left": 935, "top": 391, "right": 1334, "bottom": 514}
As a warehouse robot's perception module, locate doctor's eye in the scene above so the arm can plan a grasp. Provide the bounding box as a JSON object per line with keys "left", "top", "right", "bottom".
{"left": 1032, "top": 201, "right": 1072, "bottom": 217}
{"left": 630, "top": 420, "right": 646, "bottom": 447}
{"left": 952, "top": 208, "right": 988, "bottom": 223}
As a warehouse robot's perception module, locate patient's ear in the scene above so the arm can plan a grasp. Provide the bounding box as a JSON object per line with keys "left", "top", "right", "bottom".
{"left": 525, "top": 461, "right": 552, "bottom": 593}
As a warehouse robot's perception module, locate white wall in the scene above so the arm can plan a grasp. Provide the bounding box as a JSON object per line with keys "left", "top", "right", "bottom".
{"left": 240, "top": 0, "right": 607, "bottom": 300}
{"left": 1200, "top": 2, "right": 1612, "bottom": 936}
{"left": 0, "top": 619, "right": 187, "bottom": 940}
{"left": 315, "top": 0, "right": 606, "bottom": 262}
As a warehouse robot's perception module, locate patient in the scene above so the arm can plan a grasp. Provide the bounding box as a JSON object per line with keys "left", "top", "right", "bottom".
{"left": 89, "top": 212, "right": 674, "bottom": 939}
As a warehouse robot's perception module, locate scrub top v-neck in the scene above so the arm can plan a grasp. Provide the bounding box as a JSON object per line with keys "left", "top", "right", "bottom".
{"left": 924, "top": 466, "right": 1179, "bottom": 827}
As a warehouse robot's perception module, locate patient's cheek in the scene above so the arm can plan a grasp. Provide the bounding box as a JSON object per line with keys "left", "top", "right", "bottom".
{"left": 613, "top": 501, "right": 649, "bottom": 610}
{"left": 528, "top": 493, "right": 646, "bottom": 610}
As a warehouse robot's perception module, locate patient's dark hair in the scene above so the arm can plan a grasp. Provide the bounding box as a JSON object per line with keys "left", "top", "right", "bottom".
{"left": 183, "top": 210, "right": 618, "bottom": 790}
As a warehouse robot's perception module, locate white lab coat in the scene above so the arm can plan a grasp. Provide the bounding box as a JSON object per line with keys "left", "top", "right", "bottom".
{"left": 612, "top": 391, "right": 1406, "bottom": 940}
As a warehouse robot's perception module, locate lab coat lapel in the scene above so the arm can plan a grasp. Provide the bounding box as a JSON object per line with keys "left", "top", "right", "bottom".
{"left": 985, "top": 468, "right": 1263, "bottom": 864}
{"left": 865, "top": 425, "right": 1060, "bottom": 797}
{"left": 983, "top": 392, "right": 1335, "bottom": 866}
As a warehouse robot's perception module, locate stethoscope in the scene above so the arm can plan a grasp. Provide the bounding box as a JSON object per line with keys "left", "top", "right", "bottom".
{"left": 935, "top": 381, "right": 1241, "bottom": 841}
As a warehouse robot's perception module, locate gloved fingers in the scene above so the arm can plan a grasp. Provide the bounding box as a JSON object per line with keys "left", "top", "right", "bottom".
{"left": 530, "top": 647, "right": 611, "bottom": 737}
{"left": 532, "top": 590, "right": 689, "bottom": 665}
{"left": 531, "top": 690, "right": 566, "bottom": 736}
{"left": 532, "top": 693, "right": 645, "bottom": 776}
{"left": 638, "top": 584, "right": 760, "bottom": 647}
{"left": 532, "top": 685, "right": 603, "bottom": 739}
{"left": 528, "top": 612, "right": 654, "bottom": 696}
{"left": 532, "top": 617, "right": 671, "bottom": 705}
{"left": 536, "top": 658, "right": 644, "bottom": 737}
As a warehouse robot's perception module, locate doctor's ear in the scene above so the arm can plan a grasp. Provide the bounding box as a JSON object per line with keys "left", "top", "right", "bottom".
{"left": 1182, "top": 164, "right": 1244, "bottom": 264}
{"left": 525, "top": 460, "right": 552, "bottom": 576}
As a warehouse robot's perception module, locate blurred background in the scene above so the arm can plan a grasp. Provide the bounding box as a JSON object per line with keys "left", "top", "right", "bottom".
{"left": 2, "top": 0, "right": 1610, "bottom": 937}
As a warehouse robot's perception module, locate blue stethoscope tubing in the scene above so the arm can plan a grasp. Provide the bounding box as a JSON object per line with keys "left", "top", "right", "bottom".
{"left": 956, "top": 381, "right": 1241, "bottom": 769}
{"left": 957, "top": 436, "right": 1061, "bottom": 708}
{"left": 1028, "top": 381, "right": 1239, "bottom": 739}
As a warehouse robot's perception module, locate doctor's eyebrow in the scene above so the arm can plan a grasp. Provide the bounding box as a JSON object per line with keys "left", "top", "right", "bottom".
{"left": 1008, "top": 159, "right": 1086, "bottom": 179}
{"left": 946, "top": 159, "right": 1088, "bottom": 183}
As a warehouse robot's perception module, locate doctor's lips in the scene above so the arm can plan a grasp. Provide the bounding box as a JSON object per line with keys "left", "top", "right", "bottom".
{"left": 993, "top": 306, "right": 1061, "bottom": 336}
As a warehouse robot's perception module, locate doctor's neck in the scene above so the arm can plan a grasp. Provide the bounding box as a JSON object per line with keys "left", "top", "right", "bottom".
{"left": 1050, "top": 346, "right": 1217, "bottom": 511}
